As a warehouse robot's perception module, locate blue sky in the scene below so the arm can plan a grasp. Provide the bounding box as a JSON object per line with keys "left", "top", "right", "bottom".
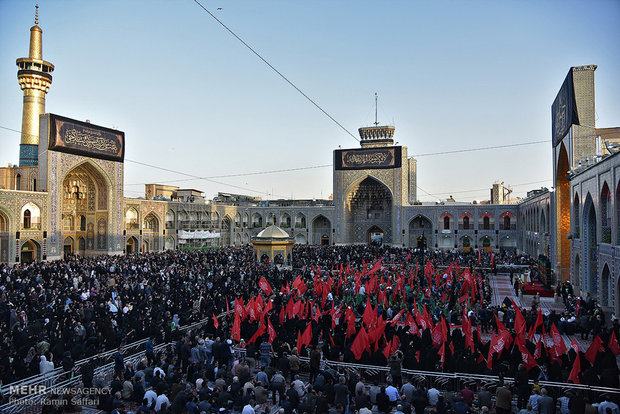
{"left": 1, "top": 0, "right": 619, "bottom": 202}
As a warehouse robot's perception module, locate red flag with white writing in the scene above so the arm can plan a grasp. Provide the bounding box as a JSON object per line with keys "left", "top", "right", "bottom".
{"left": 258, "top": 277, "right": 272, "bottom": 296}
{"left": 267, "top": 319, "right": 276, "bottom": 343}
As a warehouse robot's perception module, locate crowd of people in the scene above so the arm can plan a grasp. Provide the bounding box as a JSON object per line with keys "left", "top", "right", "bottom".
{"left": 45, "top": 328, "right": 617, "bottom": 414}
{"left": 1, "top": 245, "right": 619, "bottom": 413}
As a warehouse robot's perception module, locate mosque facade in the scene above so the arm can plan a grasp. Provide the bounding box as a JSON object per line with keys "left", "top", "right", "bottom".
{"left": 0, "top": 13, "right": 619, "bottom": 315}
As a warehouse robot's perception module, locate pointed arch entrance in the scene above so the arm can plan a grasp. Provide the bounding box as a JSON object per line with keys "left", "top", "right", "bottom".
{"left": 601, "top": 264, "right": 610, "bottom": 308}
{"left": 63, "top": 236, "right": 74, "bottom": 257}
{"left": 311, "top": 215, "right": 331, "bottom": 245}
{"left": 61, "top": 162, "right": 109, "bottom": 257}
{"left": 126, "top": 236, "right": 138, "bottom": 254}
{"left": 367, "top": 225, "right": 384, "bottom": 246}
{"left": 583, "top": 194, "right": 597, "bottom": 296}
{"left": 20, "top": 240, "right": 40, "bottom": 263}
{"left": 345, "top": 176, "right": 393, "bottom": 244}
{"left": 555, "top": 143, "right": 570, "bottom": 281}
{"left": 408, "top": 215, "right": 432, "bottom": 248}
{"left": 0, "top": 210, "right": 9, "bottom": 263}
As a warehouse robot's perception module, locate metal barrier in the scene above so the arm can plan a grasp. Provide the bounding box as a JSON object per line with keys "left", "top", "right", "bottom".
{"left": 2, "top": 312, "right": 216, "bottom": 397}
{"left": 295, "top": 356, "right": 620, "bottom": 401}
{"left": 0, "top": 342, "right": 172, "bottom": 414}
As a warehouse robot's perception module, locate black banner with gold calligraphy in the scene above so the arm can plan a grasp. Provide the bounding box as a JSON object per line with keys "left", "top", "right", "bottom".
{"left": 335, "top": 146, "right": 401, "bottom": 170}
{"left": 47, "top": 114, "right": 125, "bottom": 162}
{"left": 551, "top": 69, "right": 580, "bottom": 147}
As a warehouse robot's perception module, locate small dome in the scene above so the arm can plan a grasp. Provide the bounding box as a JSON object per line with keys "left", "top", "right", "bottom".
{"left": 255, "top": 224, "right": 290, "bottom": 239}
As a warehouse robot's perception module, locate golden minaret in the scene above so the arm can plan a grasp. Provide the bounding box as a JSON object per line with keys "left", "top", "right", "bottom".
{"left": 16, "top": 4, "right": 54, "bottom": 166}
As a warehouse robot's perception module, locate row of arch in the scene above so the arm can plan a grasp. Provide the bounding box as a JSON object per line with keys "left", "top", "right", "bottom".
{"left": 0, "top": 202, "right": 44, "bottom": 231}
{"left": 164, "top": 210, "right": 310, "bottom": 230}
{"left": 574, "top": 253, "right": 618, "bottom": 313}
{"left": 521, "top": 202, "right": 550, "bottom": 234}
{"left": 573, "top": 180, "right": 620, "bottom": 245}
{"left": 438, "top": 211, "right": 516, "bottom": 231}
{"left": 124, "top": 208, "right": 160, "bottom": 232}
{"left": 13, "top": 172, "right": 37, "bottom": 192}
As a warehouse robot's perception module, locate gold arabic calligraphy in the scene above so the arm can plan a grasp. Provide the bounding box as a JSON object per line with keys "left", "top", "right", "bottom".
{"left": 344, "top": 150, "right": 391, "bottom": 166}
{"left": 64, "top": 128, "right": 118, "bottom": 154}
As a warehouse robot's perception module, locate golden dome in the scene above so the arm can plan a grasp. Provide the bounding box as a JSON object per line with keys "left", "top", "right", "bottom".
{"left": 255, "top": 224, "right": 291, "bottom": 239}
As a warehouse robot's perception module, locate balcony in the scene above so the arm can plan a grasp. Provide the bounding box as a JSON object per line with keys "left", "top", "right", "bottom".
{"left": 499, "top": 224, "right": 517, "bottom": 230}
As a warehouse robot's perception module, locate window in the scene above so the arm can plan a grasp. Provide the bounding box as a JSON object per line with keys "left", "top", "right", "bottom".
{"left": 15, "top": 174, "right": 21, "bottom": 191}
{"left": 443, "top": 216, "right": 450, "bottom": 230}
{"left": 23, "top": 209, "right": 31, "bottom": 229}
{"left": 483, "top": 216, "right": 490, "bottom": 230}
{"left": 503, "top": 216, "right": 511, "bottom": 229}
{"left": 63, "top": 215, "right": 74, "bottom": 230}
{"left": 463, "top": 216, "right": 470, "bottom": 230}
{"left": 80, "top": 215, "right": 86, "bottom": 231}
{"left": 125, "top": 208, "right": 139, "bottom": 229}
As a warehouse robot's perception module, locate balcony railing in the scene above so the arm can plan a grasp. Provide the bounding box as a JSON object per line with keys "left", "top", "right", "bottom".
{"left": 499, "top": 224, "right": 517, "bottom": 230}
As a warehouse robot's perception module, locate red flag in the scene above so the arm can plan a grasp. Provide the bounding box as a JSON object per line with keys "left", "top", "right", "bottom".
{"left": 231, "top": 312, "right": 241, "bottom": 341}
{"left": 346, "top": 308, "right": 357, "bottom": 338}
{"left": 296, "top": 331, "right": 303, "bottom": 353}
{"left": 431, "top": 323, "right": 443, "bottom": 347}
{"left": 382, "top": 338, "right": 392, "bottom": 360}
{"left": 609, "top": 331, "right": 620, "bottom": 356}
{"left": 438, "top": 343, "right": 446, "bottom": 368}
{"left": 212, "top": 313, "right": 219, "bottom": 329}
{"left": 585, "top": 336, "right": 604, "bottom": 364}
{"left": 441, "top": 317, "right": 448, "bottom": 344}
{"left": 299, "top": 321, "right": 313, "bottom": 350}
{"left": 258, "top": 277, "right": 273, "bottom": 296}
{"left": 406, "top": 311, "right": 419, "bottom": 336}
{"left": 486, "top": 334, "right": 495, "bottom": 370}
{"left": 362, "top": 298, "right": 376, "bottom": 328}
{"left": 226, "top": 299, "right": 230, "bottom": 316}
{"left": 534, "top": 335, "right": 543, "bottom": 359}
{"left": 518, "top": 343, "right": 537, "bottom": 371}
{"left": 368, "top": 258, "right": 384, "bottom": 275}
{"left": 512, "top": 301, "right": 525, "bottom": 335}
{"left": 248, "top": 324, "right": 266, "bottom": 344}
{"left": 494, "top": 314, "right": 508, "bottom": 335}
{"left": 351, "top": 327, "right": 370, "bottom": 360}
{"left": 267, "top": 319, "right": 276, "bottom": 343}
{"left": 550, "top": 323, "right": 567, "bottom": 356}
{"left": 390, "top": 309, "right": 406, "bottom": 326}
{"left": 478, "top": 249, "right": 481, "bottom": 264}
{"left": 490, "top": 251, "right": 494, "bottom": 267}
{"left": 568, "top": 354, "right": 581, "bottom": 384}
{"left": 235, "top": 298, "right": 245, "bottom": 320}
{"left": 570, "top": 338, "right": 581, "bottom": 354}
{"left": 391, "top": 336, "right": 401, "bottom": 355}
{"left": 528, "top": 309, "right": 543, "bottom": 339}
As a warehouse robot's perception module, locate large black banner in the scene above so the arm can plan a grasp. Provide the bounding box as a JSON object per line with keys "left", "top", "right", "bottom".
{"left": 552, "top": 69, "right": 580, "bottom": 147}
{"left": 335, "top": 146, "right": 402, "bottom": 170}
{"left": 47, "top": 114, "right": 125, "bottom": 162}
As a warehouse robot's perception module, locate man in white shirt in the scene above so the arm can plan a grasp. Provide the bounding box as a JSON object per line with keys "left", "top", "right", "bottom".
{"left": 385, "top": 383, "right": 400, "bottom": 403}
{"left": 428, "top": 387, "right": 440, "bottom": 406}
{"left": 144, "top": 388, "right": 157, "bottom": 409}
{"left": 155, "top": 393, "right": 170, "bottom": 412}
{"left": 598, "top": 397, "right": 619, "bottom": 414}
{"left": 242, "top": 400, "right": 256, "bottom": 414}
